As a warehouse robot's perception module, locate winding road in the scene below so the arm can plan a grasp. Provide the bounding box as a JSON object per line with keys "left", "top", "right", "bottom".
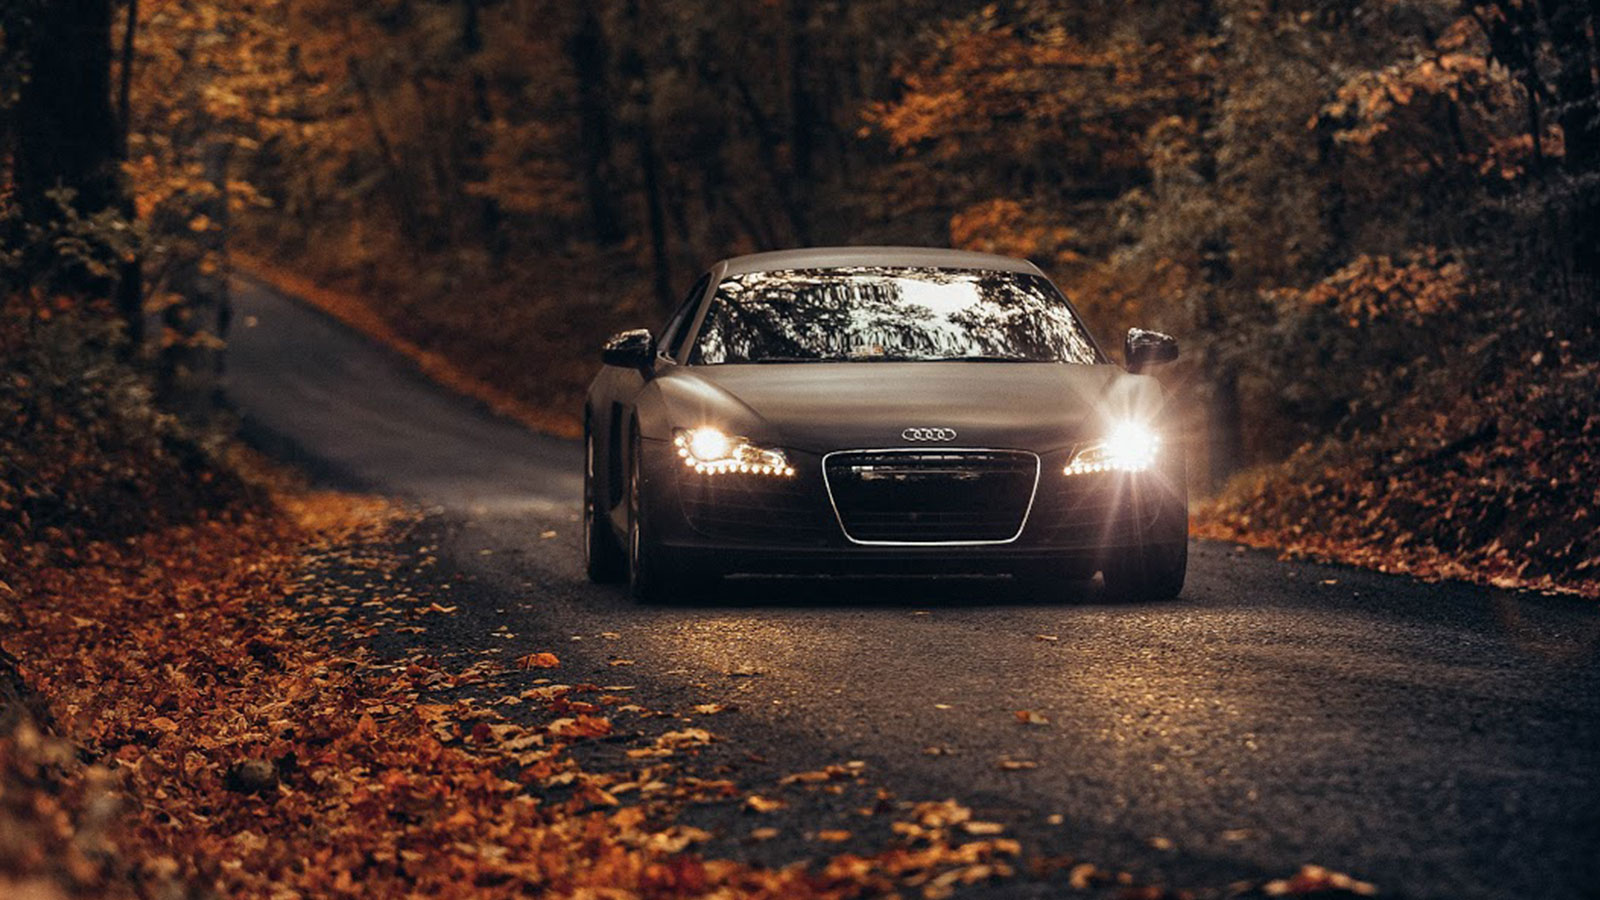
{"left": 225, "top": 274, "right": 1600, "bottom": 899}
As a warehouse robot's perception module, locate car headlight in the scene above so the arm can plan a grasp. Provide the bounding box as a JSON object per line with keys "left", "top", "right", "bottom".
{"left": 1064, "top": 420, "right": 1160, "bottom": 475}
{"left": 674, "top": 428, "right": 795, "bottom": 477}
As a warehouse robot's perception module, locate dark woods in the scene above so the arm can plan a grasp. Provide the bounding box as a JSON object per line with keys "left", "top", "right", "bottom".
{"left": 3, "top": 0, "right": 1599, "bottom": 487}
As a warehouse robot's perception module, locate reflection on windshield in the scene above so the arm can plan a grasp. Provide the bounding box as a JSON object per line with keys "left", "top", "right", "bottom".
{"left": 690, "top": 267, "right": 1100, "bottom": 365}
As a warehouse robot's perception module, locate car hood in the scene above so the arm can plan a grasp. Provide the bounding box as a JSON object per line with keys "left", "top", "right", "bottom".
{"left": 649, "top": 362, "right": 1166, "bottom": 455}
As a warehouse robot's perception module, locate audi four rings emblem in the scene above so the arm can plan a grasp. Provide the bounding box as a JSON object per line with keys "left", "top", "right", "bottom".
{"left": 902, "top": 427, "right": 957, "bottom": 442}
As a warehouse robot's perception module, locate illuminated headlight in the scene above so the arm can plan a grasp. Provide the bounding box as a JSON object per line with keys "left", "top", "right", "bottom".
{"left": 1064, "top": 421, "right": 1161, "bottom": 475}
{"left": 673, "top": 428, "right": 795, "bottom": 477}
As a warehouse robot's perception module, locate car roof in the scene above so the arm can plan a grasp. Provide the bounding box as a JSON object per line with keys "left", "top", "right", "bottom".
{"left": 716, "top": 246, "right": 1046, "bottom": 277}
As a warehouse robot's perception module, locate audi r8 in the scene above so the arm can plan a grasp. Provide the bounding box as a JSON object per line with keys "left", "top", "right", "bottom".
{"left": 583, "top": 247, "right": 1187, "bottom": 601}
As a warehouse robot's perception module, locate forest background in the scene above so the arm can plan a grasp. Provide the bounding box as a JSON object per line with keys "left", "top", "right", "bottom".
{"left": 5, "top": 0, "right": 1600, "bottom": 593}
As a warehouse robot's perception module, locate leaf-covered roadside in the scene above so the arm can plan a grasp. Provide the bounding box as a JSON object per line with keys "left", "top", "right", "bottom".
{"left": 1194, "top": 355, "right": 1600, "bottom": 600}
{"left": 3, "top": 488, "right": 991, "bottom": 897}
{"left": 1, "top": 477, "right": 1384, "bottom": 900}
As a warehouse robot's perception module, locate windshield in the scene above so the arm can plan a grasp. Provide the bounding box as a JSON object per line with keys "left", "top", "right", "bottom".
{"left": 689, "top": 267, "right": 1101, "bottom": 365}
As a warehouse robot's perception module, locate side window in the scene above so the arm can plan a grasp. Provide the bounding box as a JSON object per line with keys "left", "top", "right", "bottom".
{"left": 659, "top": 274, "right": 710, "bottom": 360}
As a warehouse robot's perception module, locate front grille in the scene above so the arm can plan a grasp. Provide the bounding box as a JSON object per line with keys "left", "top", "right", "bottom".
{"left": 823, "top": 450, "right": 1039, "bottom": 544}
{"left": 680, "top": 475, "right": 834, "bottom": 545}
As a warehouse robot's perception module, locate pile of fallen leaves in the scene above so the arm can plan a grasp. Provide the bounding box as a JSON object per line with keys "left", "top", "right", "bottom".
{"left": 0, "top": 489, "right": 1041, "bottom": 898}
{"left": 1196, "top": 349, "right": 1600, "bottom": 599}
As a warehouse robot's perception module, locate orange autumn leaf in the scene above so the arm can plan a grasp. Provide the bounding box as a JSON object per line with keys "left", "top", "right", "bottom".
{"left": 516, "top": 651, "right": 560, "bottom": 670}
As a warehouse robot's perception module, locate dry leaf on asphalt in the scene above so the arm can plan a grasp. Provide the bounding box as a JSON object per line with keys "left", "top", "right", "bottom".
{"left": 1263, "top": 864, "right": 1378, "bottom": 896}
{"left": 744, "top": 795, "right": 786, "bottom": 813}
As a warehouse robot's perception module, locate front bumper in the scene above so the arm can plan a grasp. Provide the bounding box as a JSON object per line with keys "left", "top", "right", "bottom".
{"left": 639, "top": 439, "right": 1186, "bottom": 578}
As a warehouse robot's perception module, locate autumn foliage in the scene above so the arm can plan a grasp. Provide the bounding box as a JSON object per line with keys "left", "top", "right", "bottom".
{"left": 0, "top": 484, "right": 1051, "bottom": 898}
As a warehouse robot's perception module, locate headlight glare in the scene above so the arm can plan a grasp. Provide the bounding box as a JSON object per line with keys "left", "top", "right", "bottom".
{"left": 674, "top": 428, "right": 795, "bottom": 477}
{"left": 1064, "top": 420, "right": 1160, "bottom": 475}
{"left": 685, "top": 427, "right": 732, "bottom": 463}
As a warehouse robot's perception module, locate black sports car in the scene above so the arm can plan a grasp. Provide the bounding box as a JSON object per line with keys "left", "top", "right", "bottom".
{"left": 583, "top": 247, "right": 1187, "bottom": 601}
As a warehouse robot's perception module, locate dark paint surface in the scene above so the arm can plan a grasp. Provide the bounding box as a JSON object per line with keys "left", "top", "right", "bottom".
{"left": 649, "top": 362, "right": 1147, "bottom": 453}
{"left": 226, "top": 275, "right": 1600, "bottom": 899}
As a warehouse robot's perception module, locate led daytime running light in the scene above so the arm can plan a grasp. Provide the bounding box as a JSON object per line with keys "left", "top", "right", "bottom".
{"left": 674, "top": 429, "right": 795, "bottom": 477}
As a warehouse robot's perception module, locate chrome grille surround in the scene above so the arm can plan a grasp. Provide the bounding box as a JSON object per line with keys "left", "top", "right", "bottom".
{"left": 821, "top": 448, "right": 1042, "bottom": 546}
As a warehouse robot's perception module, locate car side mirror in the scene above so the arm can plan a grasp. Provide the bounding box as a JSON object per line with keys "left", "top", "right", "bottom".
{"left": 1125, "top": 327, "right": 1178, "bottom": 374}
{"left": 602, "top": 329, "right": 655, "bottom": 371}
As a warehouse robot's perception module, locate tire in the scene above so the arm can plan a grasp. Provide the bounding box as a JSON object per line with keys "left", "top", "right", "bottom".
{"left": 583, "top": 419, "right": 626, "bottom": 583}
{"left": 626, "top": 433, "right": 717, "bottom": 603}
{"left": 1101, "top": 536, "right": 1187, "bottom": 601}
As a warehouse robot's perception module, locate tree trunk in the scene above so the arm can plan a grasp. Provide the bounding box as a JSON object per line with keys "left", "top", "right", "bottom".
{"left": 350, "top": 57, "right": 423, "bottom": 241}
{"left": 786, "top": 0, "right": 816, "bottom": 243}
{"left": 159, "top": 139, "right": 232, "bottom": 414}
{"left": 636, "top": 111, "right": 673, "bottom": 310}
{"left": 15, "top": 0, "right": 118, "bottom": 217}
{"left": 620, "top": 0, "right": 673, "bottom": 309}
{"left": 115, "top": 0, "right": 144, "bottom": 351}
{"left": 1207, "top": 367, "right": 1244, "bottom": 491}
{"left": 567, "top": 4, "right": 626, "bottom": 245}
{"left": 14, "top": 0, "right": 120, "bottom": 291}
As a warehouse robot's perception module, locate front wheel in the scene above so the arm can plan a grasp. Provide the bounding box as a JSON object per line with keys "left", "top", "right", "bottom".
{"left": 627, "top": 434, "right": 717, "bottom": 603}
{"left": 1101, "top": 537, "right": 1187, "bottom": 601}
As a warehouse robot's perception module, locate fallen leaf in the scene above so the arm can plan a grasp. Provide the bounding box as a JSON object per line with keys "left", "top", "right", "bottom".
{"left": 1014, "top": 709, "right": 1050, "bottom": 726}
{"left": 1068, "top": 862, "right": 1102, "bottom": 890}
{"left": 912, "top": 799, "right": 971, "bottom": 827}
{"left": 549, "top": 715, "right": 613, "bottom": 738}
{"left": 1263, "top": 864, "right": 1378, "bottom": 896}
{"left": 817, "top": 829, "right": 852, "bottom": 842}
{"left": 744, "top": 795, "right": 786, "bottom": 813}
{"left": 517, "top": 652, "right": 560, "bottom": 669}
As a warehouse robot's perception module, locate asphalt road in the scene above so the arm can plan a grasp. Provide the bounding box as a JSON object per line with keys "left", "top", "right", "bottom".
{"left": 226, "top": 274, "right": 1600, "bottom": 899}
